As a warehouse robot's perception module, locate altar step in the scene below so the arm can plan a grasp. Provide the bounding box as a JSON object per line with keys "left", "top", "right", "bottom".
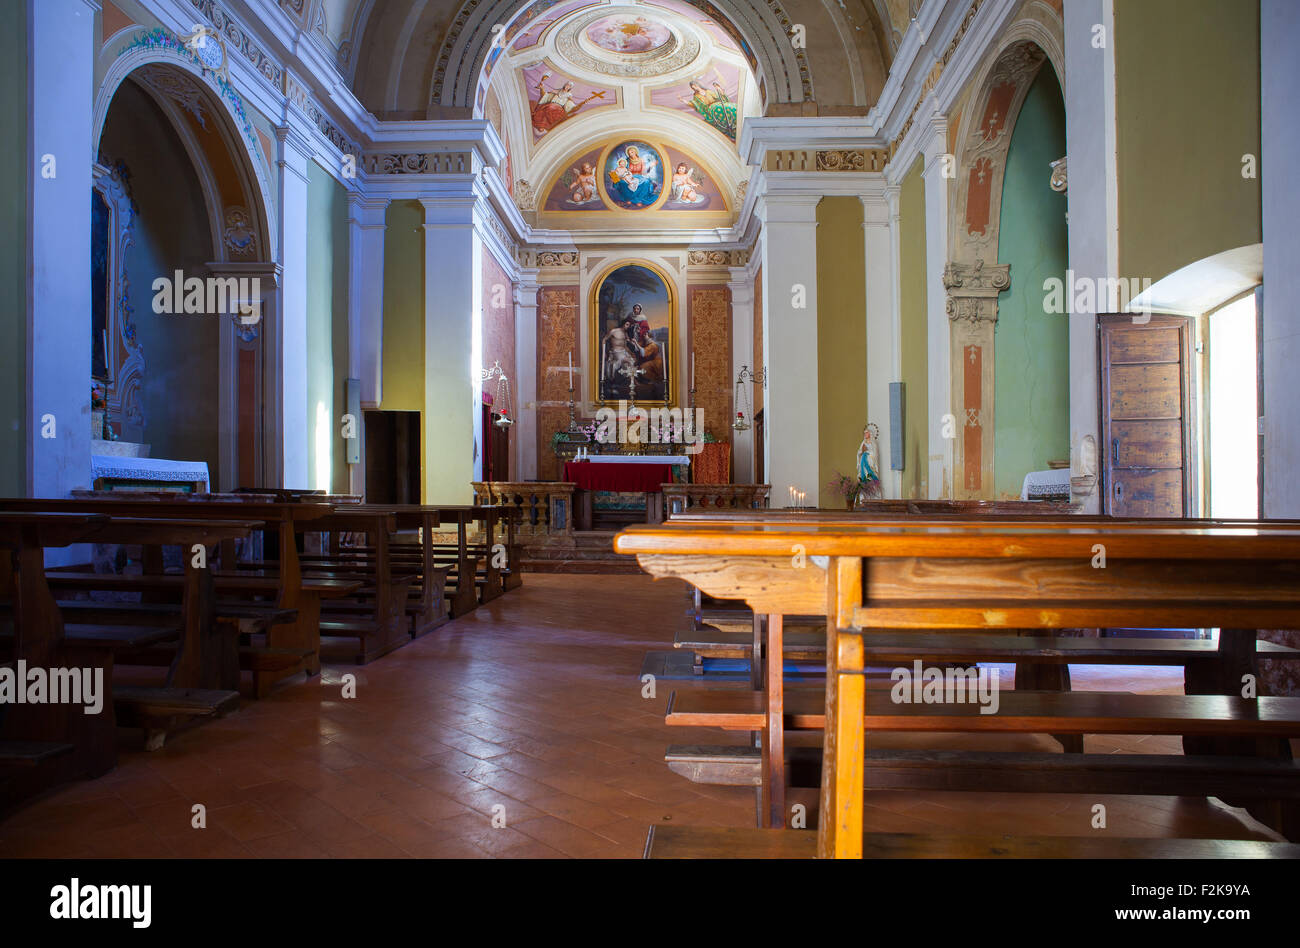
{"left": 523, "top": 531, "right": 643, "bottom": 574}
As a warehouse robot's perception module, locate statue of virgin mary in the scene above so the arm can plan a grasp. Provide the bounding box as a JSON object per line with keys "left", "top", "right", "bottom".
{"left": 856, "top": 423, "right": 882, "bottom": 500}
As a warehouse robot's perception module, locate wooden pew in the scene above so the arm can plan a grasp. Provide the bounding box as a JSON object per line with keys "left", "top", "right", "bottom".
{"left": 3, "top": 515, "right": 264, "bottom": 751}
{"left": 328, "top": 505, "right": 455, "bottom": 633}
{"left": 0, "top": 513, "right": 117, "bottom": 806}
{"left": 615, "top": 517, "right": 1300, "bottom": 856}
{"left": 0, "top": 497, "right": 345, "bottom": 695}
{"left": 294, "top": 508, "right": 413, "bottom": 663}
{"left": 325, "top": 504, "right": 521, "bottom": 619}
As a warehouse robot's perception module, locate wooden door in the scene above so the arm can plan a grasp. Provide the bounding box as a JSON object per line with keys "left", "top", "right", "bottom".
{"left": 1099, "top": 314, "right": 1196, "bottom": 517}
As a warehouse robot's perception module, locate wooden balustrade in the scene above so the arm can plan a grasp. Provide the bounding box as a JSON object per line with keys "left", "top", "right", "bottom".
{"left": 662, "top": 484, "right": 771, "bottom": 517}
{"left": 472, "top": 482, "right": 577, "bottom": 537}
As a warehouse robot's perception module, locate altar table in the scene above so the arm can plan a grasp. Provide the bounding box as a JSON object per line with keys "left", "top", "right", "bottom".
{"left": 564, "top": 461, "right": 676, "bottom": 493}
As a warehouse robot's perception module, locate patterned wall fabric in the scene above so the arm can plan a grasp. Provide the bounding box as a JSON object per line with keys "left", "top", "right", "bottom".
{"left": 536, "top": 284, "right": 580, "bottom": 481}
{"left": 687, "top": 284, "right": 732, "bottom": 445}
{"left": 691, "top": 441, "right": 731, "bottom": 483}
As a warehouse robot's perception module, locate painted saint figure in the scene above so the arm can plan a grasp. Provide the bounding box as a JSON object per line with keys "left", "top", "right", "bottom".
{"left": 602, "top": 313, "right": 643, "bottom": 395}
{"left": 681, "top": 79, "right": 738, "bottom": 141}
{"left": 530, "top": 77, "right": 606, "bottom": 135}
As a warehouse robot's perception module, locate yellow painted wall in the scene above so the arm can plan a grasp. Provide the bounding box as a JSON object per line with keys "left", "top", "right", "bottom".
{"left": 816, "top": 197, "right": 867, "bottom": 507}
{"left": 1115, "top": 0, "right": 1261, "bottom": 285}
{"left": 381, "top": 200, "right": 425, "bottom": 496}
{"left": 898, "top": 159, "right": 929, "bottom": 499}
{"left": 381, "top": 200, "right": 425, "bottom": 413}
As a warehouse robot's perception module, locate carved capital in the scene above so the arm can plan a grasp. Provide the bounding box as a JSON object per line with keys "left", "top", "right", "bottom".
{"left": 944, "top": 259, "right": 1010, "bottom": 293}
{"left": 945, "top": 259, "right": 1010, "bottom": 324}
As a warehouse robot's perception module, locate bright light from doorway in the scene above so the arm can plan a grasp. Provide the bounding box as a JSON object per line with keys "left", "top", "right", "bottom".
{"left": 1208, "top": 295, "right": 1258, "bottom": 518}
{"left": 315, "top": 400, "right": 331, "bottom": 492}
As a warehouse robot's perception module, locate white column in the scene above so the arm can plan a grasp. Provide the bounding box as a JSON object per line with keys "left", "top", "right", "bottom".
{"left": 758, "top": 189, "right": 820, "bottom": 503}
{"left": 921, "top": 114, "right": 952, "bottom": 498}
{"left": 1063, "top": 0, "right": 1118, "bottom": 514}
{"left": 272, "top": 123, "right": 312, "bottom": 488}
{"left": 1262, "top": 0, "right": 1300, "bottom": 517}
{"left": 728, "top": 270, "right": 755, "bottom": 484}
{"left": 862, "top": 186, "right": 900, "bottom": 499}
{"left": 348, "top": 194, "right": 388, "bottom": 408}
{"left": 28, "top": 0, "right": 97, "bottom": 507}
{"left": 420, "top": 185, "right": 481, "bottom": 503}
{"left": 514, "top": 269, "right": 540, "bottom": 482}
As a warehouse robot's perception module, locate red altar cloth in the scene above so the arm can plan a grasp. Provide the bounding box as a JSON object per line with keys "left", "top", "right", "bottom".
{"left": 564, "top": 461, "right": 674, "bottom": 492}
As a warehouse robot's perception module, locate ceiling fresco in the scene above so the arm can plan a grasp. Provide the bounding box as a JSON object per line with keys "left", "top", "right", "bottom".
{"left": 482, "top": 0, "right": 758, "bottom": 229}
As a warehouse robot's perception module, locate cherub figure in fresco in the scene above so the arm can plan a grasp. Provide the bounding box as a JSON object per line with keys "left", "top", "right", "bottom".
{"left": 670, "top": 163, "right": 704, "bottom": 204}
{"left": 568, "top": 162, "right": 597, "bottom": 203}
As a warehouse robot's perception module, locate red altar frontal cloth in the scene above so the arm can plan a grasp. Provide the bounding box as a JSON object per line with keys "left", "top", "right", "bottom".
{"left": 564, "top": 461, "right": 674, "bottom": 492}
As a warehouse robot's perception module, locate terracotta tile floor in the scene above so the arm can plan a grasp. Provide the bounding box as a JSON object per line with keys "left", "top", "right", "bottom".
{"left": 0, "top": 574, "right": 1286, "bottom": 857}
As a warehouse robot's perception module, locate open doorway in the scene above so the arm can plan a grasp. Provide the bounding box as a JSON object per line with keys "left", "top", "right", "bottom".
{"left": 1204, "top": 293, "right": 1261, "bottom": 518}
{"left": 364, "top": 410, "right": 421, "bottom": 504}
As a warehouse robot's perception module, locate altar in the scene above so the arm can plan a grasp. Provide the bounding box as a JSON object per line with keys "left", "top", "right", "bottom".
{"left": 90, "top": 450, "right": 210, "bottom": 492}
{"left": 563, "top": 456, "right": 691, "bottom": 530}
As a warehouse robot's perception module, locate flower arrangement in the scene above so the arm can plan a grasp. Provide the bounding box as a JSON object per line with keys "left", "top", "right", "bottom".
{"left": 91, "top": 384, "right": 107, "bottom": 411}
{"left": 827, "top": 471, "right": 859, "bottom": 507}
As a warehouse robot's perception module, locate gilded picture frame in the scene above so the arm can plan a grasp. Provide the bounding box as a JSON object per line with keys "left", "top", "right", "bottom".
{"left": 589, "top": 259, "right": 676, "bottom": 407}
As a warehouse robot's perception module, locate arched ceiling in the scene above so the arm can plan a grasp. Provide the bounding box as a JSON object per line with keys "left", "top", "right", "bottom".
{"left": 484, "top": 0, "right": 761, "bottom": 217}
{"left": 348, "top": 0, "right": 891, "bottom": 121}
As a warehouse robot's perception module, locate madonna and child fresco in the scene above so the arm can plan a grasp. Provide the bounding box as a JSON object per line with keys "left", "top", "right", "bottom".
{"left": 546, "top": 142, "right": 723, "bottom": 211}
{"left": 604, "top": 142, "right": 662, "bottom": 208}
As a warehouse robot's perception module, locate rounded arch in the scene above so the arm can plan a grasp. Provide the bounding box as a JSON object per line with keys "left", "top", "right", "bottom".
{"left": 433, "top": 0, "right": 813, "bottom": 117}
{"left": 93, "top": 43, "right": 275, "bottom": 262}
{"left": 943, "top": 10, "right": 1065, "bottom": 501}
{"left": 948, "top": 35, "right": 1057, "bottom": 266}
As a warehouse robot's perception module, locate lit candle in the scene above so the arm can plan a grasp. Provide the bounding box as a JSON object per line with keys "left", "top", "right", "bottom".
{"left": 568, "top": 352, "right": 574, "bottom": 392}
{"left": 691, "top": 352, "right": 695, "bottom": 390}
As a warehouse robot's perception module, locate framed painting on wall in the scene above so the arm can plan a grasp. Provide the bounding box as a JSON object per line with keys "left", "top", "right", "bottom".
{"left": 590, "top": 261, "right": 675, "bottom": 406}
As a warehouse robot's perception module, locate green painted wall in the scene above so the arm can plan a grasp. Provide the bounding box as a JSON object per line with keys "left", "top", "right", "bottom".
{"left": 1115, "top": 0, "right": 1261, "bottom": 285}
{"left": 99, "top": 82, "right": 219, "bottom": 473}
{"left": 994, "top": 66, "right": 1070, "bottom": 498}
{"left": 898, "top": 159, "right": 929, "bottom": 499}
{"left": 816, "top": 196, "right": 867, "bottom": 507}
{"left": 0, "top": 3, "right": 27, "bottom": 494}
{"left": 306, "top": 161, "right": 350, "bottom": 493}
{"left": 381, "top": 201, "right": 425, "bottom": 415}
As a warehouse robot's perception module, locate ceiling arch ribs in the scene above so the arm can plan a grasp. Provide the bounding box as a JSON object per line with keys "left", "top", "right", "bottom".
{"left": 129, "top": 0, "right": 1062, "bottom": 252}
{"left": 427, "top": 0, "right": 813, "bottom": 112}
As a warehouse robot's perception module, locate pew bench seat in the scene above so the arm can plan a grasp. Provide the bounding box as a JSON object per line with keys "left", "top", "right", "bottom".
{"left": 665, "top": 688, "right": 1300, "bottom": 737}
{"left": 0, "top": 741, "right": 76, "bottom": 770}
{"left": 643, "top": 825, "right": 1300, "bottom": 859}
{"left": 112, "top": 686, "right": 240, "bottom": 751}
{"left": 674, "top": 628, "right": 1300, "bottom": 666}
{"left": 665, "top": 744, "right": 1300, "bottom": 799}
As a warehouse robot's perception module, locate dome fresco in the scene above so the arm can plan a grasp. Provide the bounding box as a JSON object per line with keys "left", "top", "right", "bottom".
{"left": 584, "top": 14, "right": 673, "bottom": 53}
{"left": 478, "top": 0, "right": 758, "bottom": 229}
